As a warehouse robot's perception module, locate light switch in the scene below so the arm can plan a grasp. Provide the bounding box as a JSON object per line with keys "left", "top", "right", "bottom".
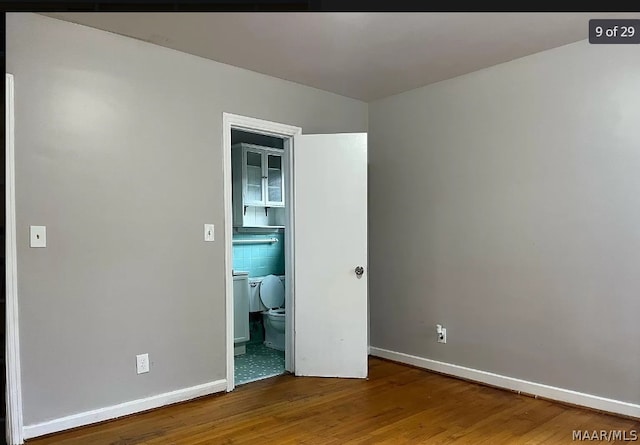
{"left": 204, "top": 224, "right": 215, "bottom": 242}
{"left": 30, "top": 226, "right": 47, "bottom": 248}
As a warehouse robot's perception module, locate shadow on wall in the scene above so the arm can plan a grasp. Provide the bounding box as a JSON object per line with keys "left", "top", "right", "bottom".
{"left": 232, "top": 130, "right": 284, "bottom": 149}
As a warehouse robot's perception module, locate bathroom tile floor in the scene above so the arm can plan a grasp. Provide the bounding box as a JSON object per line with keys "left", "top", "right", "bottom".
{"left": 235, "top": 343, "right": 285, "bottom": 386}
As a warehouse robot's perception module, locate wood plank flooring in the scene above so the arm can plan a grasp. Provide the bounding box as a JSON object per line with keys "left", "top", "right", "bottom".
{"left": 28, "top": 358, "right": 638, "bottom": 444}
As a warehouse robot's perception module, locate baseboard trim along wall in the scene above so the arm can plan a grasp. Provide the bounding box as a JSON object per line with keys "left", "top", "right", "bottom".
{"left": 369, "top": 347, "right": 640, "bottom": 419}
{"left": 23, "top": 379, "right": 227, "bottom": 439}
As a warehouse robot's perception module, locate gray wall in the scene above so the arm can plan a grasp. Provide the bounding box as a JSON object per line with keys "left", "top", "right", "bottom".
{"left": 7, "top": 13, "right": 367, "bottom": 425}
{"left": 369, "top": 40, "right": 640, "bottom": 404}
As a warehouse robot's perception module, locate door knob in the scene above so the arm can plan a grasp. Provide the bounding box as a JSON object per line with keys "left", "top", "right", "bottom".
{"left": 355, "top": 266, "right": 364, "bottom": 278}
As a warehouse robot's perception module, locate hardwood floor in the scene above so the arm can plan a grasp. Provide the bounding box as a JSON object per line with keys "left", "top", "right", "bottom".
{"left": 28, "top": 358, "right": 638, "bottom": 444}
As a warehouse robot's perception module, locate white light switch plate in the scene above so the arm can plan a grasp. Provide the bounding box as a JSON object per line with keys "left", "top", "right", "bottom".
{"left": 136, "top": 353, "right": 149, "bottom": 374}
{"left": 30, "top": 226, "right": 47, "bottom": 248}
{"left": 204, "top": 224, "right": 215, "bottom": 242}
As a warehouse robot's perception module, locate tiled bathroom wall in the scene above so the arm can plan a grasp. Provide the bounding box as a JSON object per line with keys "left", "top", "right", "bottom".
{"left": 232, "top": 231, "right": 285, "bottom": 277}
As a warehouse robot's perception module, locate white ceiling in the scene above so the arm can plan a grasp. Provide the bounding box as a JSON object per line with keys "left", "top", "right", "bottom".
{"left": 42, "top": 12, "right": 640, "bottom": 101}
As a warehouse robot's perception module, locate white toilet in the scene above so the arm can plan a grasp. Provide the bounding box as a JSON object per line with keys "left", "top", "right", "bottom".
{"left": 259, "top": 275, "right": 285, "bottom": 351}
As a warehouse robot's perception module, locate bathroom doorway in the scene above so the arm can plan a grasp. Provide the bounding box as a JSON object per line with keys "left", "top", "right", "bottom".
{"left": 223, "top": 113, "right": 369, "bottom": 390}
{"left": 231, "top": 129, "right": 286, "bottom": 386}
{"left": 223, "top": 113, "right": 301, "bottom": 391}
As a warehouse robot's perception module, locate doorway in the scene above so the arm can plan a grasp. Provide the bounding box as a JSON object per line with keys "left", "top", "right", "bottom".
{"left": 231, "top": 129, "right": 286, "bottom": 385}
{"left": 222, "top": 113, "right": 301, "bottom": 392}
{"left": 223, "top": 113, "right": 369, "bottom": 392}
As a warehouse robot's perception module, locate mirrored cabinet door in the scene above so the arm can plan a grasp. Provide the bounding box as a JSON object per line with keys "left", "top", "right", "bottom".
{"left": 244, "top": 149, "right": 265, "bottom": 205}
{"left": 266, "top": 153, "right": 284, "bottom": 207}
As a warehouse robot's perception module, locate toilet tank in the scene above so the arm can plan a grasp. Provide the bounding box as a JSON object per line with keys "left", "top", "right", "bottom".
{"left": 249, "top": 275, "right": 285, "bottom": 312}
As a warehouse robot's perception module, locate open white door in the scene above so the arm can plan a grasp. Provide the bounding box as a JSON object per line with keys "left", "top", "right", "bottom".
{"left": 294, "top": 133, "right": 368, "bottom": 378}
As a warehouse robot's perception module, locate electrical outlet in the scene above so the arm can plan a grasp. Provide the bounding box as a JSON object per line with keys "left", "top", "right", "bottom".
{"left": 136, "top": 353, "right": 149, "bottom": 374}
{"left": 436, "top": 324, "right": 447, "bottom": 344}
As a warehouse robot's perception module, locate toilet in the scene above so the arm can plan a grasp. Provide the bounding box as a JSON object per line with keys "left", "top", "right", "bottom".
{"left": 259, "top": 275, "right": 285, "bottom": 351}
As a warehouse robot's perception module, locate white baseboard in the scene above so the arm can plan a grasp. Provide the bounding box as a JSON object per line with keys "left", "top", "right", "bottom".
{"left": 23, "top": 379, "right": 227, "bottom": 440}
{"left": 369, "top": 347, "right": 640, "bottom": 419}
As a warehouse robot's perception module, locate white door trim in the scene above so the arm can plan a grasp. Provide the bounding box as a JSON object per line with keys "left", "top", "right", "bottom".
{"left": 222, "top": 113, "right": 302, "bottom": 392}
{"left": 6, "top": 73, "right": 25, "bottom": 445}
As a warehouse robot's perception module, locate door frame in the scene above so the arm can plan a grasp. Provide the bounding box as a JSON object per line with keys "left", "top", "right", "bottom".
{"left": 222, "top": 113, "right": 302, "bottom": 392}
{"left": 6, "top": 73, "right": 25, "bottom": 445}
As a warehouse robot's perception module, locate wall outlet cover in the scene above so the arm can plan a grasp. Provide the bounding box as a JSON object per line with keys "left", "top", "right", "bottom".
{"left": 136, "top": 353, "right": 150, "bottom": 374}
{"left": 438, "top": 327, "right": 447, "bottom": 344}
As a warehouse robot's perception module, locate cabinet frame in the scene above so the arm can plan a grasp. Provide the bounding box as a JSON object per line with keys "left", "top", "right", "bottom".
{"left": 265, "top": 150, "right": 285, "bottom": 207}
{"left": 237, "top": 143, "right": 285, "bottom": 208}
{"left": 232, "top": 142, "right": 286, "bottom": 228}
{"left": 241, "top": 146, "right": 268, "bottom": 206}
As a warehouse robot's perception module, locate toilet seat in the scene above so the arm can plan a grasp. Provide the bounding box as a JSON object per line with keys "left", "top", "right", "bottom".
{"left": 259, "top": 275, "right": 285, "bottom": 309}
{"left": 267, "top": 308, "right": 285, "bottom": 317}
